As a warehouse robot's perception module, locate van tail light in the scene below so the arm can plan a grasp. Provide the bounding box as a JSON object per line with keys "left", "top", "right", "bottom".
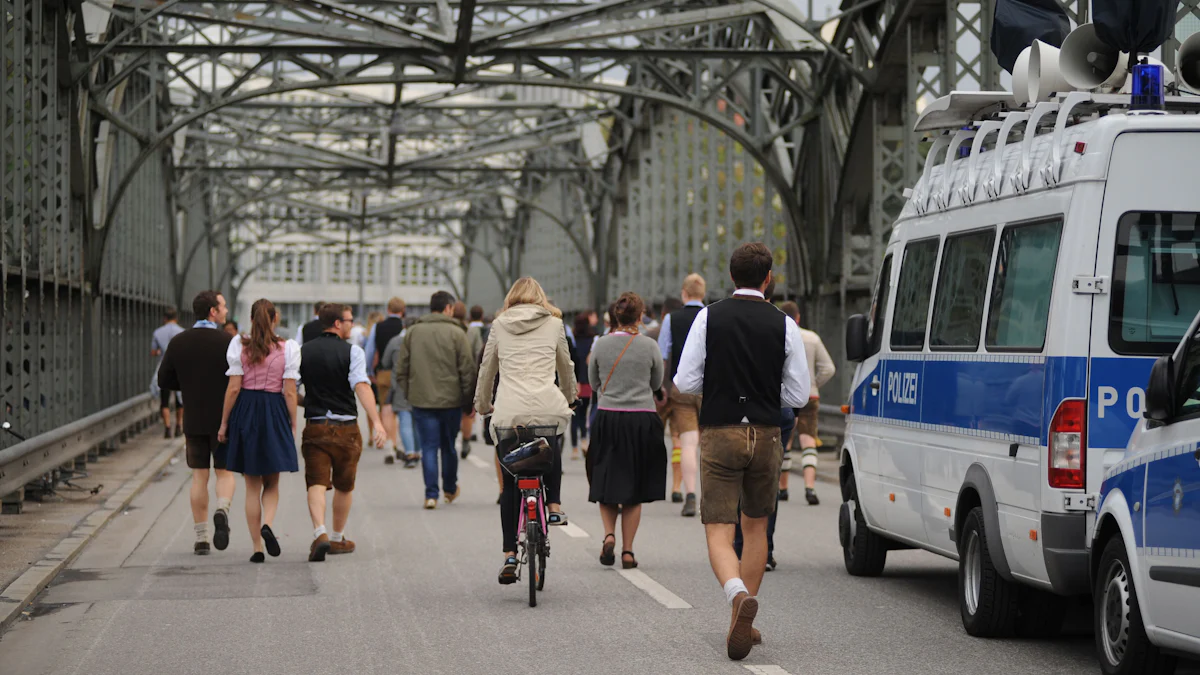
{"left": 1048, "top": 399, "right": 1086, "bottom": 489}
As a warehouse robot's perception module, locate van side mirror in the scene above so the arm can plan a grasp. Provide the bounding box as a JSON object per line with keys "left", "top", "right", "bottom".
{"left": 1144, "top": 356, "right": 1175, "bottom": 421}
{"left": 846, "top": 314, "right": 869, "bottom": 362}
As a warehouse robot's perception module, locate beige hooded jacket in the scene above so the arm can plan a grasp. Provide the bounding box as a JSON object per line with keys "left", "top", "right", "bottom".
{"left": 474, "top": 304, "right": 577, "bottom": 434}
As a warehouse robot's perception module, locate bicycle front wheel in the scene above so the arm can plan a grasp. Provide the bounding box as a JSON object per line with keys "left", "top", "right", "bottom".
{"left": 526, "top": 520, "right": 540, "bottom": 607}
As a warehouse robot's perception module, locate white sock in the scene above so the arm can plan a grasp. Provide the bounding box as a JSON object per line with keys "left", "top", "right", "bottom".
{"left": 330, "top": 531, "right": 344, "bottom": 543}
{"left": 216, "top": 497, "right": 232, "bottom": 512}
{"left": 313, "top": 525, "right": 327, "bottom": 540}
{"left": 723, "top": 578, "right": 750, "bottom": 605}
{"left": 194, "top": 522, "right": 208, "bottom": 543}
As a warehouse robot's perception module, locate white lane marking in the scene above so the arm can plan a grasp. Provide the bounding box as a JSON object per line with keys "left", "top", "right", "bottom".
{"left": 617, "top": 569, "right": 692, "bottom": 609}
{"left": 558, "top": 522, "right": 589, "bottom": 538}
{"left": 466, "top": 455, "right": 490, "bottom": 470}
{"left": 744, "top": 667, "right": 793, "bottom": 675}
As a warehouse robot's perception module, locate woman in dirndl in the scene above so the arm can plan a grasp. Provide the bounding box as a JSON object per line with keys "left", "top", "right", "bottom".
{"left": 218, "top": 298, "right": 300, "bottom": 563}
{"left": 587, "top": 292, "right": 666, "bottom": 569}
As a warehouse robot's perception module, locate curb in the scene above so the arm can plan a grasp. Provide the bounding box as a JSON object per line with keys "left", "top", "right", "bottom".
{"left": 0, "top": 441, "right": 182, "bottom": 633}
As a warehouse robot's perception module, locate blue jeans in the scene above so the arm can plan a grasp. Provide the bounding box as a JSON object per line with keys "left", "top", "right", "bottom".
{"left": 395, "top": 409, "right": 421, "bottom": 457}
{"left": 412, "top": 407, "right": 462, "bottom": 499}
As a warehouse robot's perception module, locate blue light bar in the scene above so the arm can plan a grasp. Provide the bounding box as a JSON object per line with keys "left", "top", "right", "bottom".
{"left": 1130, "top": 62, "right": 1165, "bottom": 111}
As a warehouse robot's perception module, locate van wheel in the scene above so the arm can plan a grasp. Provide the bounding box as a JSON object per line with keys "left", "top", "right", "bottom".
{"left": 958, "top": 506, "right": 1018, "bottom": 637}
{"left": 839, "top": 473, "right": 887, "bottom": 576}
{"left": 1015, "top": 587, "right": 1068, "bottom": 638}
{"left": 1095, "top": 536, "right": 1176, "bottom": 675}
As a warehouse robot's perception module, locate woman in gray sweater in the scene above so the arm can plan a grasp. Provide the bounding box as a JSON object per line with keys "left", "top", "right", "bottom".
{"left": 587, "top": 291, "right": 667, "bottom": 569}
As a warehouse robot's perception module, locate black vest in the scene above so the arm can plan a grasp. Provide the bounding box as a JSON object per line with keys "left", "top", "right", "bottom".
{"left": 301, "top": 318, "right": 324, "bottom": 345}
{"left": 699, "top": 297, "right": 786, "bottom": 427}
{"left": 299, "top": 333, "right": 357, "bottom": 419}
{"left": 669, "top": 305, "right": 703, "bottom": 376}
{"left": 373, "top": 317, "right": 405, "bottom": 372}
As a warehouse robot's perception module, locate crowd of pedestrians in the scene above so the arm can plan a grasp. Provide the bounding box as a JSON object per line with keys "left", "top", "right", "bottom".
{"left": 153, "top": 240, "right": 836, "bottom": 662}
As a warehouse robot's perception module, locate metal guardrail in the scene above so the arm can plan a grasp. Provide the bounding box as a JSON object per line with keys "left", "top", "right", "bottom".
{"left": 817, "top": 403, "right": 846, "bottom": 449}
{"left": 0, "top": 394, "right": 156, "bottom": 501}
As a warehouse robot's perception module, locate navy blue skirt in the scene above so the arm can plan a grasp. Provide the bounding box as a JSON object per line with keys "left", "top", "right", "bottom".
{"left": 226, "top": 389, "right": 299, "bottom": 476}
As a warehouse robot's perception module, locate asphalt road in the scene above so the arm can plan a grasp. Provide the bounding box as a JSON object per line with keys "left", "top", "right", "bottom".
{"left": 0, "top": 434, "right": 1189, "bottom": 675}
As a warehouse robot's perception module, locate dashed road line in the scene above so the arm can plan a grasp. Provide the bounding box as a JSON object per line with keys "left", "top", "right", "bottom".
{"left": 744, "top": 666, "right": 793, "bottom": 675}
{"left": 617, "top": 569, "right": 692, "bottom": 609}
{"left": 466, "top": 454, "right": 490, "bottom": 470}
{"left": 558, "top": 522, "right": 589, "bottom": 538}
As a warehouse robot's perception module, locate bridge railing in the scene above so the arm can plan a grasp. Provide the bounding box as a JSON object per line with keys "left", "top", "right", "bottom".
{"left": 0, "top": 395, "right": 157, "bottom": 513}
{"left": 817, "top": 403, "right": 846, "bottom": 451}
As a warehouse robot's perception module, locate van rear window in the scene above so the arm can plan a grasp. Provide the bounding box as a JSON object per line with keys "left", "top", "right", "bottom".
{"left": 1111, "top": 212, "right": 1200, "bottom": 355}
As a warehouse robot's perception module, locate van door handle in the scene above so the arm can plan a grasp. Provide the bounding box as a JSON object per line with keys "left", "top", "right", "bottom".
{"left": 870, "top": 377, "right": 881, "bottom": 393}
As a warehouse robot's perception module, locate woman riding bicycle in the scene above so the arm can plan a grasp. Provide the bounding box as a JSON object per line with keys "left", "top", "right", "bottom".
{"left": 474, "top": 277, "right": 578, "bottom": 585}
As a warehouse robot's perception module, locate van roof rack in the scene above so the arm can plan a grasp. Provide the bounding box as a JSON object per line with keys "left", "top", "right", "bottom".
{"left": 915, "top": 91, "right": 1200, "bottom": 133}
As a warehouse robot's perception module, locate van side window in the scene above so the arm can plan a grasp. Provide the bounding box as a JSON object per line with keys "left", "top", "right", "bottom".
{"left": 867, "top": 254, "right": 893, "bottom": 357}
{"left": 890, "top": 239, "right": 940, "bottom": 350}
{"left": 1174, "top": 330, "right": 1200, "bottom": 419}
{"left": 930, "top": 229, "right": 996, "bottom": 350}
{"left": 986, "top": 219, "right": 1063, "bottom": 351}
{"left": 1111, "top": 212, "right": 1200, "bottom": 355}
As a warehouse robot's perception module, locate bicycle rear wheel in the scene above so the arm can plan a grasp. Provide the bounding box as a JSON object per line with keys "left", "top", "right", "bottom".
{"left": 526, "top": 519, "right": 540, "bottom": 607}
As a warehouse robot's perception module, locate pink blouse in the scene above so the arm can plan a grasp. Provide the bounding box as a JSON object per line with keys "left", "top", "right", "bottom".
{"left": 225, "top": 339, "right": 301, "bottom": 393}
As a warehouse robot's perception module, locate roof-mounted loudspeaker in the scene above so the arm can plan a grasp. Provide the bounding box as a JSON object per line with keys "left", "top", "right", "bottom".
{"left": 1179, "top": 32, "right": 1200, "bottom": 91}
{"left": 1060, "top": 23, "right": 1129, "bottom": 90}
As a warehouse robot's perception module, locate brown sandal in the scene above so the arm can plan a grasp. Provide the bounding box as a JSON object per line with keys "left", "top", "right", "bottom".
{"left": 621, "top": 551, "right": 638, "bottom": 569}
{"left": 600, "top": 534, "right": 616, "bottom": 566}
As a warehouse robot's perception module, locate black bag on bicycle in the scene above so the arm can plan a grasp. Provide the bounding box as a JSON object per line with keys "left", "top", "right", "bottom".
{"left": 497, "top": 425, "right": 561, "bottom": 476}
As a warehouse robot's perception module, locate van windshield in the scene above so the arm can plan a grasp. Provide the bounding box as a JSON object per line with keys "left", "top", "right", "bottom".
{"left": 1110, "top": 212, "right": 1200, "bottom": 355}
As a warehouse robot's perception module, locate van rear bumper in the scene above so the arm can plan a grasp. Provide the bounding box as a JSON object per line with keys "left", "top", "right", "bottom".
{"left": 1041, "top": 512, "right": 1090, "bottom": 596}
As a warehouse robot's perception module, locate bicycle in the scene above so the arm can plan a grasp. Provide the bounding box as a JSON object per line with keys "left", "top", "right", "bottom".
{"left": 497, "top": 427, "right": 559, "bottom": 608}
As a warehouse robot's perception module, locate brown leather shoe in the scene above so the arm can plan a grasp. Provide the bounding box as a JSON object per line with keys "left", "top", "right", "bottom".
{"left": 726, "top": 593, "right": 759, "bottom": 661}
{"left": 309, "top": 534, "right": 331, "bottom": 562}
{"left": 752, "top": 628, "right": 762, "bottom": 645}
{"left": 329, "top": 538, "right": 355, "bottom": 555}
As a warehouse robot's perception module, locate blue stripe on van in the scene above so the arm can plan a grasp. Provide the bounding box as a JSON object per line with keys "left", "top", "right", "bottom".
{"left": 850, "top": 355, "right": 1154, "bottom": 450}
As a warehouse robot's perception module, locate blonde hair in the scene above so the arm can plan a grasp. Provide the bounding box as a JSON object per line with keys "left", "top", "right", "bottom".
{"left": 503, "top": 277, "right": 562, "bottom": 318}
{"left": 682, "top": 273, "right": 706, "bottom": 300}
{"left": 386, "top": 297, "right": 406, "bottom": 315}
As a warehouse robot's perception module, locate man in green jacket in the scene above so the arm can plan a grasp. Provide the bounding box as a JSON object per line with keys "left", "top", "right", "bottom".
{"left": 395, "top": 291, "right": 478, "bottom": 509}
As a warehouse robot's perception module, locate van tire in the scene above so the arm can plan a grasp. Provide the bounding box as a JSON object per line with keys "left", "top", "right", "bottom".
{"left": 840, "top": 473, "right": 887, "bottom": 577}
{"left": 1015, "top": 587, "right": 1068, "bottom": 638}
{"left": 958, "top": 506, "right": 1019, "bottom": 637}
{"left": 1095, "top": 536, "right": 1177, "bottom": 675}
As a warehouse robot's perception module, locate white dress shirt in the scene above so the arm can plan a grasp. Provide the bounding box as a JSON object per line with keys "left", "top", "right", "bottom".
{"left": 673, "top": 289, "right": 811, "bottom": 409}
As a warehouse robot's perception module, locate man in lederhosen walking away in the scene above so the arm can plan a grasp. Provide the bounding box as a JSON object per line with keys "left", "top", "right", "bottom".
{"left": 674, "top": 243, "right": 810, "bottom": 661}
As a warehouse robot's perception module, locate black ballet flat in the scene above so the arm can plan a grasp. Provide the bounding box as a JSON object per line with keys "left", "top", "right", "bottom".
{"left": 261, "top": 524, "right": 281, "bottom": 557}
{"left": 250, "top": 552, "right": 265, "bottom": 563}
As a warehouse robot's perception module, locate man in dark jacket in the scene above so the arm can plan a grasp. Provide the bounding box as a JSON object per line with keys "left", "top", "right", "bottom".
{"left": 396, "top": 291, "right": 477, "bottom": 509}
{"left": 159, "top": 290, "right": 237, "bottom": 555}
{"left": 299, "top": 301, "right": 326, "bottom": 345}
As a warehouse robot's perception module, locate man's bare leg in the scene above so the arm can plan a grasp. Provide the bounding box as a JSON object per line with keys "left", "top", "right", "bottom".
{"left": 331, "top": 489, "right": 353, "bottom": 533}
{"left": 380, "top": 406, "right": 398, "bottom": 451}
{"left": 738, "top": 515, "right": 769, "bottom": 595}
{"left": 190, "top": 468, "right": 210, "bottom": 524}
{"left": 307, "top": 485, "right": 327, "bottom": 529}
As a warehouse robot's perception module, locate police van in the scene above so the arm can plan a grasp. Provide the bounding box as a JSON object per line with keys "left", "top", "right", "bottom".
{"left": 1091, "top": 308, "right": 1200, "bottom": 674}
{"left": 837, "top": 30, "right": 1200, "bottom": 639}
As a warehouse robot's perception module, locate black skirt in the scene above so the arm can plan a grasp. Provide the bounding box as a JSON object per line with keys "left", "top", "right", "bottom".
{"left": 586, "top": 410, "right": 667, "bottom": 505}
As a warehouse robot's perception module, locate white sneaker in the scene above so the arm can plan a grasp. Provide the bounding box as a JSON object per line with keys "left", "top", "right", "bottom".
{"left": 424, "top": 498, "right": 437, "bottom": 510}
